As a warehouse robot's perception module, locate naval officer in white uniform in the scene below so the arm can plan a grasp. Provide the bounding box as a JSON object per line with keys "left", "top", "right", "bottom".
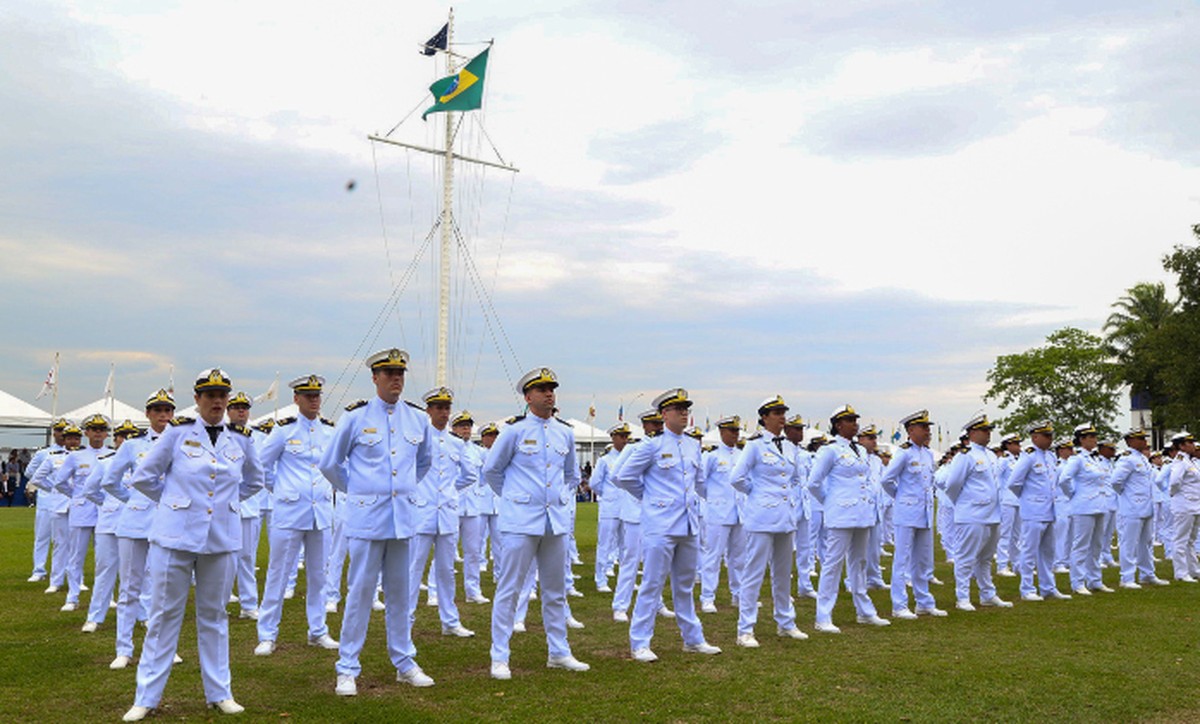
{"left": 122, "top": 369, "right": 264, "bottom": 722}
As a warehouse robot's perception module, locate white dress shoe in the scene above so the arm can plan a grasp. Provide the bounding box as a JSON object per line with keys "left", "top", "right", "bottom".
{"left": 1073, "top": 587, "right": 1093, "bottom": 596}
{"left": 467, "top": 595, "right": 491, "bottom": 604}
{"left": 123, "top": 705, "right": 152, "bottom": 721}
{"left": 283, "top": 588, "right": 294, "bottom": 599}
{"left": 631, "top": 647, "right": 658, "bottom": 662}
{"left": 814, "top": 621, "right": 841, "bottom": 634}
{"left": 915, "top": 607, "right": 948, "bottom": 617}
{"left": 110, "top": 600, "right": 118, "bottom": 610}
{"left": 596, "top": 585, "right": 612, "bottom": 594}
{"left": 567, "top": 588, "right": 584, "bottom": 598}
{"left": 529, "top": 591, "right": 537, "bottom": 601}
{"left": 210, "top": 699, "right": 244, "bottom": 715}
{"left": 928, "top": 576, "right": 944, "bottom": 586}
{"left": 612, "top": 610, "right": 629, "bottom": 623}
{"left": 566, "top": 616, "right": 585, "bottom": 629}
{"left": 801, "top": 590, "right": 818, "bottom": 599}
{"left": 491, "top": 661, "right": 512, "bottom": 680}
{"left": 442, "top": 624, "right": 475, "bottom": 638}
{"left": 397, "top": 666, "right": 435, "bottom": 687}
{"left": 60, "top": 602, "right": 76, "bottom": 612}
{"left": 372, "top": 599, "right": 386, "bottom": 611}
{"left": 979, "top": 596, "right": 1013, "bottom": 608}
{"left": 426, "top": 595, "right": 439, "bottom": 607}
{"left": 736, "top": 633, "right": 760, "bottom": 648}
{"left": 173, "top": 654, "right": 183, "bottom": 664}
{"left": 44, "top": 585, "right": 59, "bottom": 594}
{"left": 80, "top": 583, "right": 89, "bottom": 591}
{"left": 81, "top": 621, "right": 98, "bottom": 633}
{"left": 996, "top": 567, "right": 1016, "bottom": 577}
{"left": 27, "top": 574, "right": 45, "bottom": 583}
{"left": 309, "top": 634, "right": 339, "bottom": 649}
{"left": 1147, "top": 577, "right": 1170, "bottom": 586}
{"left": 254, "top": 640, "right": 276, "bottom": 656}
{"left": 856, "top": 614, "right": 891, "bottom": 626}
{"left": 325, "top": 601, "right": 338, "bottom": 613}
{"left": 1021, "top": 593, "right": 1044, "bottom": 602}
{"left": 777, "top": 627, "right": 809, "bottom": 640}
{"left": 700, "top": 601, "right": 718, "bottom": 614}
{"left": 657, "top": 605, "right": 676, "bottom": 619}
{"left": 229, "top": 594, "right": 238, "bottom": 604}
{"left": 512, "top": 621, "right": 526, "bottom": 633}
{"left": 238, "top": 609, "right": 259, "bottom": 620}
{"left": 955, "top": 599, "right": 976, "bottom": 612}
{"left": 335, "top": 674, "right": 357, "bottom": 696}
{"left": 1119, "top": 581, "right": 1142, "bottom": 590}
{"left": 1092, "top": 584, "right": 1115, "bottom": 593}
{"left": 1178, "top": 576, "right": 1197, "bottom": 583}
{"left": 1045, "top": 590, "right": 1072, "bottom": 600}
{"left": 110, "top": 655, "right": 132, "bottom": 669}
{"left": 683, "top": 642, "right": 722, "bottom": 655}
{"left": 892, "top": 609, "right": 918, "bottom": 620}
{"left": 547, "top": 655, "right": 590, "bottom": 671}
{"left": 1054, "top": 565, "right": 1070, "bottom": 574}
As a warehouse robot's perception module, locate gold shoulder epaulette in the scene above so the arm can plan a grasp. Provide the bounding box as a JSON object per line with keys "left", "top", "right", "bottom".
{"left": 405, "top": 400, "right": 425, "bottom": 411}
{"left": 747, "top": 432, "right": 762, "bottom": 441}
{"left": 554, "top": 416, "right": 572, "bottom": 426}
{"left": 228, "top": 423, "right": 252, "bottom": 437}
{"left": 321, "top": 416, "right": 335, "bottom": 427}
{"left": 900, "top": 441, "right": 912, "bottom": 449}
{"left": 344, "top": 399, "right": 367, "bottom": 412}
{"left": 275, "top": 416, "right": 297, "bottom": 427}
{"left": 506, "top": 414, "right": 526, "bottom": 424}
{"left": 170, "top": 416, "right": 195, "bottom": 427}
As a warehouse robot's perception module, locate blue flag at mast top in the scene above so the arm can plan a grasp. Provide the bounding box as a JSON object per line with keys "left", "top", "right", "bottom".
{"left": 422, "top": 23, "right": 448, "bottom": 56}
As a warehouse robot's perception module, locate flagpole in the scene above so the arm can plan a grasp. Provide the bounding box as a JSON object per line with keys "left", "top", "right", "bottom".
{"left": 273, "top": 371, "right": 280, "bottom": 419}
{"left": 435, "top": 7, "right": 455, "bottom": 388}
{"left": 51, "top": 353, "right": 59, "bottom": 418}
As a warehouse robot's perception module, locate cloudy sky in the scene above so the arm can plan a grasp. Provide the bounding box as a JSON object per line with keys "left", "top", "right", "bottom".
{"left": 3, "top": 0, "right": 1199, "bottom": 443}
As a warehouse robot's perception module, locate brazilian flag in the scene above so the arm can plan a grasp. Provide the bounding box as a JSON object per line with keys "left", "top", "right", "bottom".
{"left": 422, "top": 48, "right": 489, "bottom": 120}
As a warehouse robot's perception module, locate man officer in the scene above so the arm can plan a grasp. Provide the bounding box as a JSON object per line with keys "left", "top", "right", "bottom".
{"left": 616, "top": 388, "right": 721, "bottom": 662}
{"left": 699, "top": 415, "right": 745, "bottom": 613}
{"left": 53, "top": 413, "right": 112, "bottom": 612}
{"left": 1110, "top": 428, "right": 1170, "bottom": 588}
{"left": 483, "top": 367, "right": 590, "bottom": 680}
{"left": 590, "top": 422, "right": 631, "bottom": 594}
{"left": 26, "top": 419, "right": 69, "bottom": 584}
{"left": 880, "top": 410, "right": 946, "bottom": 619}
{"left": 318, "top": 349, "right": 435, "bottom": 696}
{"left": 255, "top": 375, "right": 339, "bottom": 655}
{"left": 1006, "top": 420, "right": 1072, "bottom": 602}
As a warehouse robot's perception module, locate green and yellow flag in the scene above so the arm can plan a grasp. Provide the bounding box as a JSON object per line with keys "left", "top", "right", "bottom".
{"left": 422, "top": 47, "right": 489, "bottom": 120}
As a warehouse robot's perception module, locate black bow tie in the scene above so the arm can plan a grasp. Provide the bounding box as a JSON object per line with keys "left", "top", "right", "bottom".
{"left": 205, "top": 425, "right": 224, "bottom": 445}
{"left": 772, "top": 436, "right": 784, "bottom": 452}
{"left": 850, "top": 440, "right": 861, "bottom": 454}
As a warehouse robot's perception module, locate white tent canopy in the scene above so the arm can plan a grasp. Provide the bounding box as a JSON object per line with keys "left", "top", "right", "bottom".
{"left": 252, "top": 404, "right": 299, "bottom": 426}
{"left": 0, "top": 389, "right": 52, "bottom": 428}
{"left": 61, "top": 398, "right": 149, "bottom": 426}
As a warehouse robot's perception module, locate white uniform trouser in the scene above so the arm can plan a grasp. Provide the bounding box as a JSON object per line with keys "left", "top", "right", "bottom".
{"left": 1100, "top": 510, "right": 1118, "bottom": 564}
{"left": 817, "top": 527, "right": 876, "bottom": 624}
{"left": 231, "top": 517, "right": 261, "bottom": 612}
{"left": 116, "top": 537, "right": 149, "bottom": 658}
{"left": 737, "top": 530, "right": 794, "bottom": 634}
{"left": 954, "top": 522, "right": 1000, "bottom": 602}
{"left": 1172, "top": 511, "right": 1200, "bottom": 579}
{"left": 595, "top": 516, "right": 622, "bottom": 588}
{"left": 134, "top": 544, "right": 233, "bottom": 708}
{"left": 66, "top": 525, "right": 94, "bottom": 603}
{"left": 459, "top": 516, "right": 484, "bottom": 599}
{"left": 1053, "top": 511, "right": 1071, "bottom": 567}
{"left": 865, "top": 519, "right": 885, "bottom": 586}
{"left": 630, "top": 532, "right": 704, "bottom": 651}
{"left": 937, "top": 504, "right": 958, "bottom": 562}
{"left": 701, "top": 522, "right": 746, "bottom": 604}
{"left": 998, "top": 505, "right": 1020, "bottom": 568}
{"left": 809, "top": 509, "right": 826, "bottom": 567}
{"left": 337, "top": 537, "right": 415, "bottom": 677}
{"left": 49, "top": 513, "right": 70, "bottom": 586}
{"left": 1155, "top": 502, "right": 1173, "bottom": 545}
{"left": 85, "top": 531, "right": 120, "bottom": 624}
{"left": 479, "top": 514, "right": 500, "bottom": 575}
{"left": 324, "top": 517, "right": 347, "bottom": 604}
{"left": 410, "top": 532, "right": 461, "bottom": 631}
{"left": 1018, "top": 519, "right": 1057, "bottom": 596}
{"left": 794, "top": 516, "right": 815, "bottom": 595}
{"left": 258, "top": 526, "right": 329, "bottom": 642}
{"left": 32, "top": 503, "right": 52, "bottom": 577}
{"left": 1119, "top": 514, "right": 1156, "bottom": 584}
{"left": 613, "top": 521, "right": 642, "bottom": 612}
{"left": 891, "top": 525, "right": 935, "bottom": 612}
{"left": 490, "top": 528, "right": 571, "bottom": 663}
{"left": 1069, "top": 513, "right": 1104, "bottom": 590}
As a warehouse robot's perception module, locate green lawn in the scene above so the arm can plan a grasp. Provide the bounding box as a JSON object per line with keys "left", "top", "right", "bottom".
{"left": 2, "top": 505, "right": 1198, "bottom": 722}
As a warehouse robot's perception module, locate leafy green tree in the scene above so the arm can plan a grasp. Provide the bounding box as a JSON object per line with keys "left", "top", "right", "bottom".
{"left": 1157, "top": 224, "right": 1200, "bottom": 429}
{"left": 984, "top": 327, "right": 1121, "bottom": 437}
{"left": 1103, "top": 281, "right": 1176, "bottom": 432}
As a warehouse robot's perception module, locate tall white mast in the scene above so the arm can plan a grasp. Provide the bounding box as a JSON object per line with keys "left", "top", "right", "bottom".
{"left": 436, "top": 8, "right": 455, "bottom": 387}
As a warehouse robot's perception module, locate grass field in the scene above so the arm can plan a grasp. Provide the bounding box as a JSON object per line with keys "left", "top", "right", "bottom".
{"left": 3, "top": 505, "right": 1200, "bottom": 722}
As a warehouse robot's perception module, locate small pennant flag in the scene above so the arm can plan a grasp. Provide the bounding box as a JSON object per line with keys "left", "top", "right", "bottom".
{"left": 421, "top": 23, "right": 448, "bottom": 56}
{"left": 103, "top": 363, "right": 116, "bottom": 401}
{"left": 256, "top": 377, "right": 279, "bottom": 404}
{"left": 36, "top": 355, "right": 58, "bottom": 400}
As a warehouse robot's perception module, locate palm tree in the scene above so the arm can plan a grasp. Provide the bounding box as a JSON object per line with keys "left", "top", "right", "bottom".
{"left": 1103, "top": 282, "right": 1177, "bottom": 361}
